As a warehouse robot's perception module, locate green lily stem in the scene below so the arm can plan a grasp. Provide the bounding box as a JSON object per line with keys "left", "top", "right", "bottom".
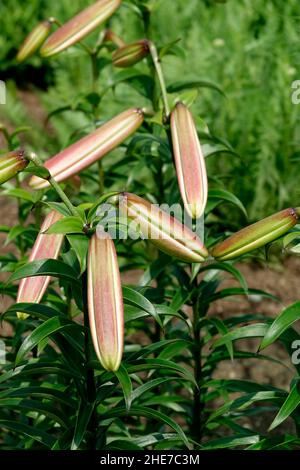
{"left": 191, "top": 295, "right": 203, "bottom": 443}
{"left": 90, "top": 52, "right": 100, "bottom": 94}
{"left": 48, "top": 176, "right": 81, "bottom": 217}
{"left": 149, "top": 41, "right": 170, "bottom": 119}
{"left": 82, "top": 271, "right": 97, "bottom": 448}
{"left": 48, "top": 17, "right": 62, "bottom": 27}
{"left": 27, "top": 152, "right": 81, "bottom": 218}
{"left": 98, "top": 160, "right": 104, "bottom": 195}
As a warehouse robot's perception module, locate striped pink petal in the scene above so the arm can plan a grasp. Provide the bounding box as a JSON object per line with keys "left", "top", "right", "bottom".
{"left": 29, "top": 108, "right": 144, "bottom": 189}
{"left": 119, "top": 192, "right": 208, "bottom": 263}
{"left": 171, "top": 102, "right": 208, "bottom": 219}
{"left": 17, "top": 210, "right": 64, "bottom": 318}
{"left": 40, "top": 0, "right": 121, "bottom": 57}
{"left": 88, "top": 233, "right": 124, "bottom": 371}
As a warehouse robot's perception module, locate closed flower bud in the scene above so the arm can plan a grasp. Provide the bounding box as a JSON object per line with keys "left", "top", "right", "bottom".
{"left": 170, "top": 102, "right": 208, "bottom": 219}
{"left": 0, "top": 150, "right": 28, "bottom": 185}
{"left": 104, "top": 29, "right": 125, "bottom": 48}
{"left": 88, "top": 233, "right": 124, "bottom": 371}
{"left": 17, "top": 210, "right": 64, "bottom": 319}
{"left": 29, "top": 108, "right": 144, "bottom": 189}
{"left": 16, "top": 20, "right": 52, "bottom": 62}
{"left": 40, "top": 0, "right": 121, "bottom": 57}
{"left": 119, "top": 192, "right": 208, "bottom": 263}
{"left": 112, "top": 40, "right": 150, "bottom": 68}
{"left": 211, "top": 208, "right": 298, "bottom": 261}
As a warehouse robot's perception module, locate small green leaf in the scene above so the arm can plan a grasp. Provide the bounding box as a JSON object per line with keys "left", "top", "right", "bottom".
{"left": 8, "top": 259, "right": 80, "bottom": 285}
{"left": 2, "top": 188, "right": 37, "bottom": 203}
{"left": 123, "top": 286, "right": 162, "bottom": 327}
{"left": 67, "top": 234, "right": 89, "bottom": 273}
{"left": 207, "top": 188, "right": 247, "bottom": 217}
{"left": 23, "top": 165, "right": 50, "bottom": 179}
{"left": 167, "top": 79, "right": 224, "bottom": 96}
{"left": 45, "top": 216, "right": 84, "bottom": 234}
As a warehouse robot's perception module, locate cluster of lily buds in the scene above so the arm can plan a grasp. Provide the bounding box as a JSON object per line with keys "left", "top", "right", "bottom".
{"left": 16, "top": 20, "right": 53, "bottom": 62}
{"left": 119, "top": 192, "right": 208, "bottom": 263}
{"left": 88, "top": 233, "right": 124, "bottom": 371}
{"left": 29, "top": 108, "right": 144, "bottom": 189}
{"left": 0, "top": 150, "right": 28, "bottom": 185}
{"left": 170, "top": 102, "right": 208, "bottom": 220}
{"left": 112, "top": 39, "right": 150, "bottom": 68}
{"left": 40, "top": 0, "right": 121, "bottom": 57}
{"left": 211, "top": 208, "right": 299, "bottom": 261}
{"left": 17, "top": 210, "right": 64, "bottom": 319}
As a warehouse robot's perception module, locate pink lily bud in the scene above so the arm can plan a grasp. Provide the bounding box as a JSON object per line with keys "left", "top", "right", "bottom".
{"left": 0, "top": 150, "right": 28, "bottom": 185}
{"left": 112, "top": 40, "right": 150, "bottom": 68}
{"left": 88, "top": 233, "right": 124, "bottom": 371}
{"left": 104, "top": 29, "right": 125, "bottom": 48}
{"left": 40, "top": 0, "right": 121, "bottom": 57}
{"left": 17, "top": 210, "right": 64, "bottom": 319}
{"left": 16, "top": 20, "right": 52, "bottom": 62}
{"left": 211, "top": 208, "right": 299, "bottom": 261}
{"left": 170, "top": 102, "right": 208, "bottom": 219}
{"left": 29, "top": 108, "right": 144, "bottom": 189}
{"left": 119, "top": 192, "right": 208, "bottom": 263}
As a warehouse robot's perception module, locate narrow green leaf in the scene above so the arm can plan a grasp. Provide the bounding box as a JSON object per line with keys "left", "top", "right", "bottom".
{"left": 167, "top": 79, "right": 224, "bottom": 96}
{"left": 104, "top": 406, "right": 191, "bottom": 449}
{"left": 115, "top": 364, "right": 133, "bottom": 410}
{"left": 269, "top": 382, "right": 300, "bottom": 430}
{"left": 16, "top": 316, "right": 83, "bottom": 365}
{"left": 207, "top": 188, "right": 247, "bottom": 217}
{"left": 131, "top": 378, "right": 174, "bottom": 404}
{"left": 45, "top": 216, "right": 84, "bottom": 234}
{"left": 260, "top": 301, "right": 300, "bottom": 350}
{"left": 0, "top": 420, "right": 56, "bottom": 447}
{"left": 7, "top": 259, "right": 80, "bottom": 285}
{"left": 213, "top": 323, "right": 269, "bottom": 349}
{"left": 201, "top": 435, "right": 260, "bottom": 450}
{"left": 67, "top": 234, "right": 89, "bottom": 273}
{"left": 123, "top": 286, "right": 162, "bottom": 327}
{"left": 71, "top": 400, "right": 94, "bottom": 450}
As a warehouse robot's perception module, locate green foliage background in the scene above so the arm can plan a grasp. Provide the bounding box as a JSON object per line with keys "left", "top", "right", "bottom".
{"left": 1, "top": 0, "right": 300, "bottom": 218}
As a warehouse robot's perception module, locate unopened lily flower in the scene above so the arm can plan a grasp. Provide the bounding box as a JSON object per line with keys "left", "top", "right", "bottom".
{"left": 29, "top": 108, "right": 144, "bottom": 189}
{"left": 17, "top": 210, "right": 64, "bottom": 319}
{"left": 119, "top": 192, "right": 208, "bottom": 263}
{"left": 170, "top": 102, "right": 208, "bottom": 220}
{"left": 40, "top": 0, "right": 121, "bottom": 57}
{"left": 112, "top": 39, "right": 150, "bottom": 68}
{"left": 104, "top": 29, "right": 125, "bottom": 48}
{"left": 211, "top": 208, "right": 299, "bottom": 261}
{"left": 16, "top": 20, "right": 53, "bottom": 62}
{"left": 88, "top": 233, "right": 124, "bottom": 371}
{"left": 0, "top": 150, "right": 28, "bottom": 185}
